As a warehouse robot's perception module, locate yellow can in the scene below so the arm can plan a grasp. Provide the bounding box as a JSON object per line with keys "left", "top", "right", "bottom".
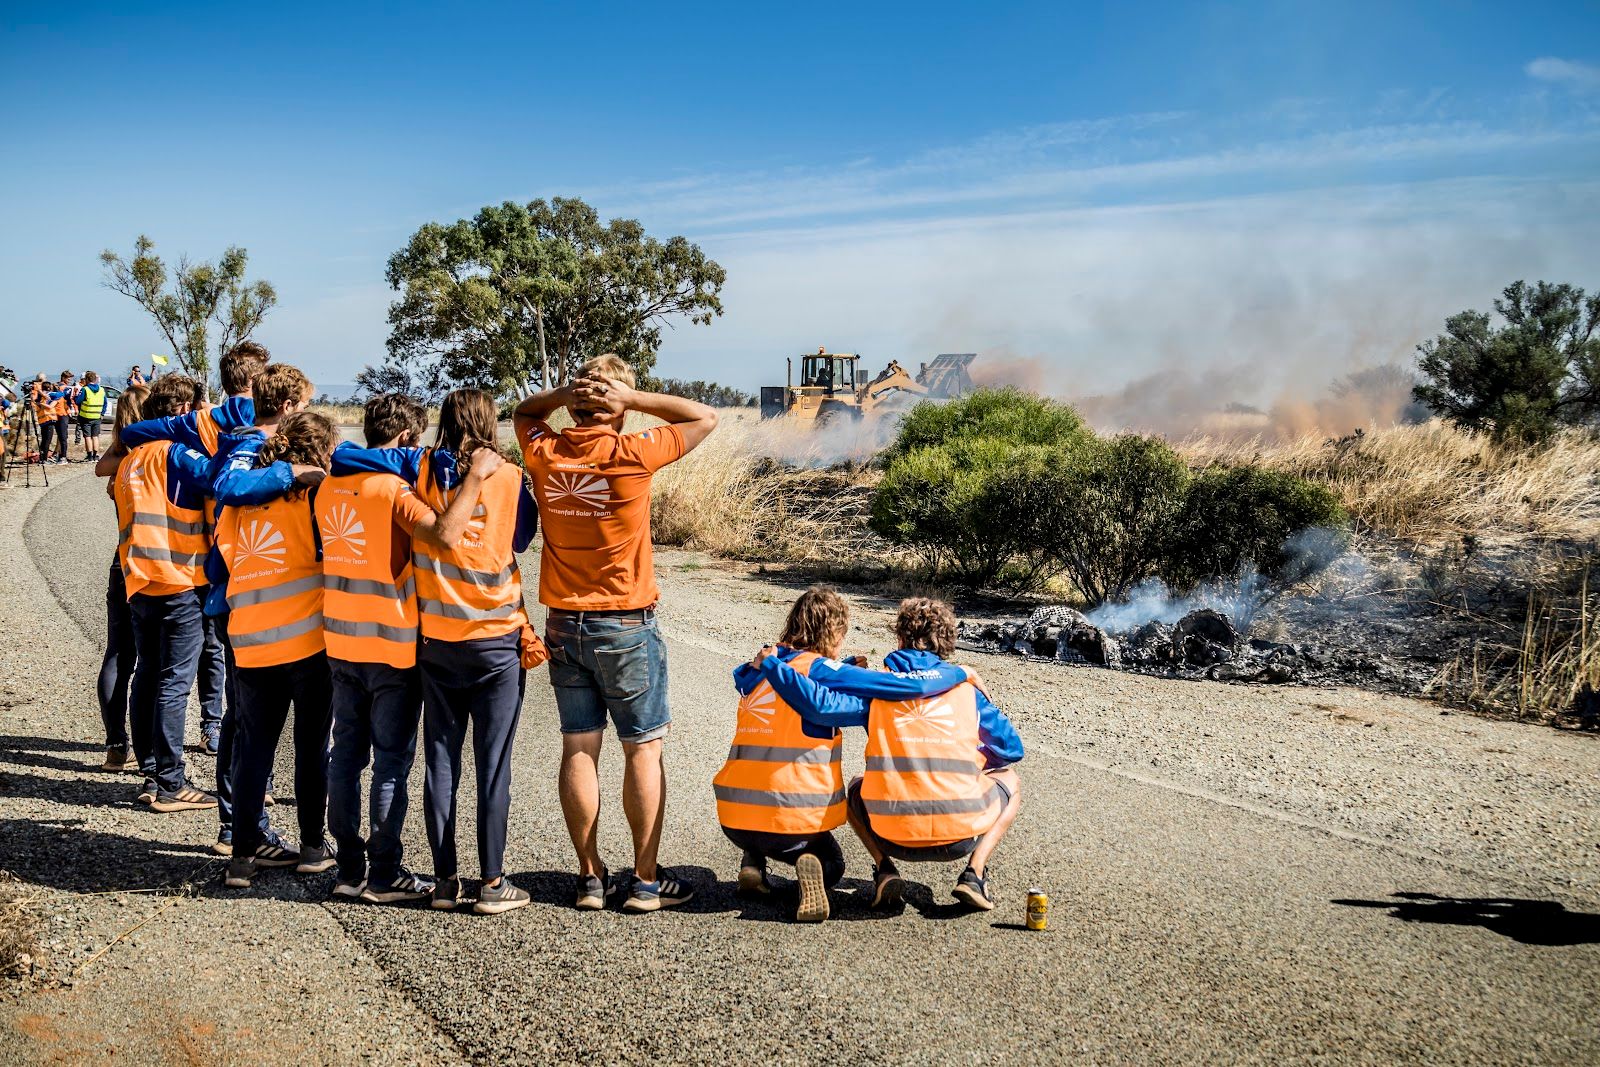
{"left": 1026, "top": 888, "right": 1048, "bottom": 931}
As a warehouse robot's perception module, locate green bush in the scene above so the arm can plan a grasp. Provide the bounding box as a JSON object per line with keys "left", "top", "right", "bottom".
{"left": 885, "top": 387, "right": 1089, "bottom": 461}
{"left": 1163, "top": 466, "right": 1349, "bottom": 593}
{"left": 869, "top": 436, "right": 1068, "bottom": 590}
{"left": 1037, "top": 434, "right": 1191, "bottom": 604}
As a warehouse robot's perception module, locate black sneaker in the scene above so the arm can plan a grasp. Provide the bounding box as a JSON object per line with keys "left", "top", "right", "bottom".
{"left": 431, "top": 876, "right": 461, "bottom": 911}
{"left": 149, "top": 784, "right": 217, "bottom": 813}
{"left": 254, "top": 834, "right": 300, "bottom": 868}
{"left": 870, "top": 861, "right": 904, "bottom": 909}
{"left": 202, "top": 723, "right": 220, "bottom": 755}
{"left": 362, "top": 869, "right": 435, "bottom": 905}
{"left": 952, "top": 866, "right": 994, "bottom": 911}
{"left": 736, "top": 855, "right": 773, "bottom": 897}
{"left": 212, "top": 830, "right": 233, "bottom": 857}
{"left": 135, "top": 779, "right": 156, "bottom": 805}
{"left": 332, "top": 877, "right": 366, "bottom": 900}
{"left": 794, "top": 853, "right": 830, "bottom": 923}
{"left": 224, "top": 857, "right": 256, "bottom": 888}
{"left": 623, "top": 869, "right": 694, "bottom": 913}
{"left": 474, "top": 878, "right": 530, "bottom": 916}
{"left": 295, "top": 844, "right": 336, "bottom": 874}
{"left": 575, "top": 868, "right": 610, "bottom": 911}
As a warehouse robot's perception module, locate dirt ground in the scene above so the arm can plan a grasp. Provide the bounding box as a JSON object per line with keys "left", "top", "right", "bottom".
{"left": 2, "top": 464, "right": 1597, "bottom": 1065}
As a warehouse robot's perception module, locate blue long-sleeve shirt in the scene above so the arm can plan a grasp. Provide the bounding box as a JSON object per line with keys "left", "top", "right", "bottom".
{"left": 119, "top": 396, "right": 256, "bottom": 456}
{"left": 760, "top": 648, "right": 1024, "bottom": 769}
{"left": 732, "top": 645, "right": 976, "bottom": 740}
{"left": 333, "top": 444, "right": 539, "bottom": 552}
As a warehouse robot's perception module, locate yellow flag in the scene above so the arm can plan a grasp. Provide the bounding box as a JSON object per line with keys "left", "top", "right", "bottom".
{"left": 150, "top": 353, "right": 170, "bottom": 366}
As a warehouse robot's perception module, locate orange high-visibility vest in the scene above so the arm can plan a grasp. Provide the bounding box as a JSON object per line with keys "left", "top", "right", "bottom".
{"left": 412, "top": 452, "right": 528, "bottom": 642}
{"left": 114, "top": 441, "right": 208, "bottom": 597}
{"left": 860, "top": 682, "right": 1000, "bottom": 848}
{"left": 712, "top": 651, "right": 847, "bottom": 834}
{"left": 316, "top": 470, "right": 420, "bottom": 669}
{"left": 216, "top": 493, "right": 325, "bottom": 667}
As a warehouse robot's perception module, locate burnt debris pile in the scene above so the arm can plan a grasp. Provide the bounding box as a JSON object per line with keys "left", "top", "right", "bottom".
{"left": 958, "top": 604, "right": 1424, "bottom": 690}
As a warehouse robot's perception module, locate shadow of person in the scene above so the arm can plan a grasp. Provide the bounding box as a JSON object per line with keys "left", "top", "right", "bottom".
{"left": 0, "top": 817, "right": 217, "bottom": 894}
{"left": 1332, "top": 892, "right": 1600, "bottom": 946}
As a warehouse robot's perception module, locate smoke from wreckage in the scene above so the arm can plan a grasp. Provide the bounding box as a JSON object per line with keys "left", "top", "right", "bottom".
{"left": 958, "top": 604, "right": 1432, "bottom": 692}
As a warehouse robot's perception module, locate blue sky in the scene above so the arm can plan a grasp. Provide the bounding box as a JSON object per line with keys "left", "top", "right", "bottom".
{"left": 2, "top": 1, "right": 1598, "bottom": 412}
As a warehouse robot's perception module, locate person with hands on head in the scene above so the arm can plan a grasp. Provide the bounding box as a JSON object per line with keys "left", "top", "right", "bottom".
{"left": 513, "top": 355, "right": 718, "bottom": 914}
{"left": 753, "top": 597, "right": 1024, "bottom": 912}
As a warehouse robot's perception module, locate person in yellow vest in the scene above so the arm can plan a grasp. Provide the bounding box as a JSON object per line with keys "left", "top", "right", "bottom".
{"left": 753, "top": 597, "right": 1024, "bottom": 912}
{"left": 215, "top": 411, "right": 343, "bottom": 887}
{"left": 74, "top": 371, "right": 107, "bottom": 461}
{"left": 717, "top": 586, "right": 980, "bottom": 921}
{"left": 317, "top": 393, "right": 496, "bottom": 904}
{"left": 112, "top": 374, "right": 220, "bottom": 812}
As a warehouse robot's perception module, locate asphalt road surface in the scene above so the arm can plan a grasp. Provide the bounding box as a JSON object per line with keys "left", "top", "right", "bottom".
{"left": 2, "top": 465, "right": 1597, "bottom": 1065}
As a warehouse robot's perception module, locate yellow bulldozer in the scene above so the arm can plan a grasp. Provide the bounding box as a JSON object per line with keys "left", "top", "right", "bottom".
{"left": 759, "top": 349, "right": 977, "bottom": 424}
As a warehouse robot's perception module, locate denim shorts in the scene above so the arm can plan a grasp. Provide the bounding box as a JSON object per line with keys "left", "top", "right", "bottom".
{"left": 546, "top": 610, "right": 670, "bottom": 743}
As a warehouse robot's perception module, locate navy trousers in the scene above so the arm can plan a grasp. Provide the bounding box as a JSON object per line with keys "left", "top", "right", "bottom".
{"left": 197, "top": 614, "right": 226, "bottom": 731}
{"left": 97, "top": 558, "right": 135, "bottom": 749}
{"left": 231, "top": 652, "right": 332, "bottom": 858}
{"left": 128, "top": 588, "right": 204, "bottom": 796}
{"left": 212, "top": 613, "right": 270, "bottom": 838}
{"left": 327, "top": 659, "right": 423, "bottom": 885}
{"left": 420, "top": 633, "right": 525, "bottom": 882}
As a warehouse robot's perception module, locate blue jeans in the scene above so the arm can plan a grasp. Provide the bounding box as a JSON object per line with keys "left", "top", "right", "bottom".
{"left": 327, "top": 659, "right": 423, "bottom": 885}
{"left": 128, "top": 588, "right": 204, "bottom": 795}
{"left": 420, "top": 633, "right": 524, "bottom": 882}
{"left": 546, "top": 610, "right": 671, "bottom": 742}
{"left": 231, "top": 652, "right": 332, "bottom": 858}
{"left": 97, "top": 558, "right": 135, "bottom": 748}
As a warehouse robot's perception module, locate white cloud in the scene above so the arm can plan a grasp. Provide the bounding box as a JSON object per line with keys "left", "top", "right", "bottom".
{"left": 1527, "top": 57, "right": 1600, "bottom": 93}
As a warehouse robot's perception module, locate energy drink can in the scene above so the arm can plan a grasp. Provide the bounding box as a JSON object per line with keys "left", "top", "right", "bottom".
{"left": 1026, "top": 888, "right": 1048, "bottom": 931}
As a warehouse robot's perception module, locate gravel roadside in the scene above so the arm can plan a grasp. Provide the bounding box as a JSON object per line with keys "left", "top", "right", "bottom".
{"left": 2, "top": 467, "right": 1597, "bottom": 1065}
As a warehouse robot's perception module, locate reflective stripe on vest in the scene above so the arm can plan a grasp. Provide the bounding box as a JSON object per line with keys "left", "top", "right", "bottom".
{"left": 713, "top": 651, "right": 847, "bottom": 835}
{"left": 411, "top": 453, "right": 527, "bottom": 642}
{"left": 216, "top": 495, "right": 325, "bottom": 667}
{"left": 77, "top": 386, "right": 105, "bottom": 420}
{"left": 861, "top": 682, "right": 997, "bottom": 848}
{"left": 316, "top": 471, "right": 423, "bottom": 668}
{"left": 113, "top": 441, "right": 208, "bottom": 597}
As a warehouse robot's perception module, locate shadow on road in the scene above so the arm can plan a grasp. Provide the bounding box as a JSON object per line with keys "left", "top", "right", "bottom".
{"left": 0, "top": 817, "right": 218, "bottom": 894}
{"left": 1332, "top": 892, "right": 1600, "bottom": 946}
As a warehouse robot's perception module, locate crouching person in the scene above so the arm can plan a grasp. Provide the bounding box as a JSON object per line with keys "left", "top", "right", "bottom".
{"left": 755, "top": 597, "right": 1023, "bottom": 911}
{"left": 217, "top": 412, "right": 341, "bottom": 888}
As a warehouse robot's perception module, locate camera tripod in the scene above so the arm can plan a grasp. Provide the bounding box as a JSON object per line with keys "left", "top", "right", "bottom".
{"left": 1, "top": 401, "right": 50, "bottom": 488}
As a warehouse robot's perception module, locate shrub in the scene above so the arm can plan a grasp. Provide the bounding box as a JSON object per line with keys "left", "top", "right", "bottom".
{"left": 884, "top": 387, "right": 1090, "bottom": 461}
{"left": 1164, "top": 466, "right": 1349, "bottom": 593}
{"left": 1037, "top": 434, "right": 1190, "bottom": 604}
{"left": 870, "top": 436, "right": 1066, "bottom": 589}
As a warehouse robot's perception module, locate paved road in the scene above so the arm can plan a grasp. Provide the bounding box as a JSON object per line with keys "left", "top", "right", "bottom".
{"left": 4, "top": 466, "right": 1597, "bottom": 1065}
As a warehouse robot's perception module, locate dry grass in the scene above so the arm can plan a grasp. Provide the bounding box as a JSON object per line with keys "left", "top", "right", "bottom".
{"left": 0, "top": 872, "right": 38, "bottom": 981}
{"left": 306, "top": 403, "right": 367, "bottom": 425}
{"left": 1179, "top": 420, "right": 1600, "bottom": 546}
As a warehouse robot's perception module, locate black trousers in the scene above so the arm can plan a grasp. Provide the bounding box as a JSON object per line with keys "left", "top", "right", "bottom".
{"left": 231, "top": 652, "right": 332, "bottom": 858}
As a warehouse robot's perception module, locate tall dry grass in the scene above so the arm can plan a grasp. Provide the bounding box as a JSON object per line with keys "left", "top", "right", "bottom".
{"left": 1180, "top": 420, "right": 1600, "bottom": 546}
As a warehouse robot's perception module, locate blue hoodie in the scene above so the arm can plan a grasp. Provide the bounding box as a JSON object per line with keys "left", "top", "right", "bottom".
{"left": 759, "top": 648, "right": 1024, "bottom": 769}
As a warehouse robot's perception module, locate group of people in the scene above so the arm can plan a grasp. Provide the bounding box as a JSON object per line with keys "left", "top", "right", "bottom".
{"left": 89, "top": 340, "right": 1024, "bottom": 922}
{"left": 7, "top": 369, "right": 112, "bottom": 465}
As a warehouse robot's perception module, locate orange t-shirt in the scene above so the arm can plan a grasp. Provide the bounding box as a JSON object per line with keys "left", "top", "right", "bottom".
{"left": 520, "top": 420, "right": 686, "bottom": 611}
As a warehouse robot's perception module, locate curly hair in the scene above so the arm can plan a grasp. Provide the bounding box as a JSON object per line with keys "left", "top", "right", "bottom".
{"left": 258, "top": 412, "right": 339, "bottom": 499}
{"left": 779, "top": 585, "right": 850, "bottom": 658}
{"left": 894, "top": 597, "right": 958, "bottom": 659}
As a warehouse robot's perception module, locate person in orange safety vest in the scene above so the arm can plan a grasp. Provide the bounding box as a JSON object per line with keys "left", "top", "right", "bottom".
{"left": 752, "top": 597, "right": 1024, "bottom": 913}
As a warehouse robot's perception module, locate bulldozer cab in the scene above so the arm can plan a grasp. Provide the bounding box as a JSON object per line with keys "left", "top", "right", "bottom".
{"left": 800, "top": 353, "right": 859, "bottom": 395}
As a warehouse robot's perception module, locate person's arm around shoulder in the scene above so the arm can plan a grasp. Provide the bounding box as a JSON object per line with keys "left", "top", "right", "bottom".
{"left": 975, "top": 688, "right": 1024, "bottom": 769}
{"left": 806, "top": 656, "right": 972, "bottom": 700}
{"left": 412, "top": 448, "right": 504, "bottom": 547}
{"left": 754, "top": 645, "right": 869, "bottom": 728}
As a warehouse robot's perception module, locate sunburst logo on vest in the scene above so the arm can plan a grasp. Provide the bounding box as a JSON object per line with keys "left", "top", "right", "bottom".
{"left": 236, "top": 519, "right": 286, "bottom": 567}
{"left": 742, "top": 684, "right": 778, "bottom": 725}
{"left": 893, "top": 698, "right": 955, "bottom": 735}
{"left": 546, "top": 471, "right": 612, "bottom": 508}
{"left": 323, "top": 503, "right": 366, "bottom": 555}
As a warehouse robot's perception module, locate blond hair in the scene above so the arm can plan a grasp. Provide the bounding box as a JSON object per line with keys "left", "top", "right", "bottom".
{"left": 779, "top": 586, "right": 851, "bottom": 658}
{"left": 258, "top": 412, "right": 339, "bottom": 500}
{"left": 579, "top": 353, "right": 635, "bottom": 390}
